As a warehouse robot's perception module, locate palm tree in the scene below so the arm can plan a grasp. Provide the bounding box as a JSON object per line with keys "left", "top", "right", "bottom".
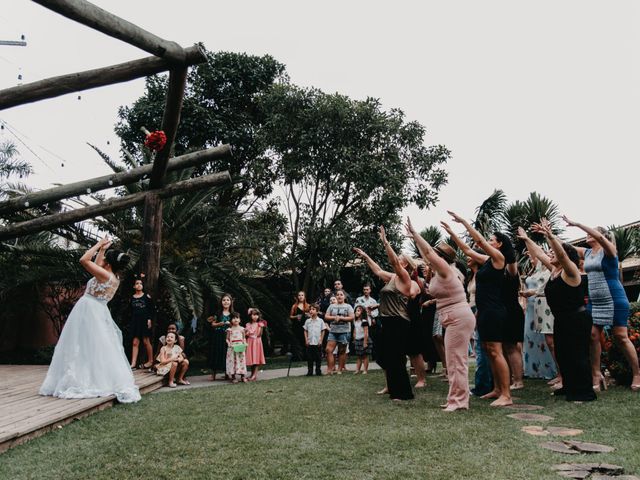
{"left": 609, "top": 225, "right": 639, "bottom": 263}
{"left": 408, "top": 225, "right": 441, "bottom": 258}
{"left": 86, "top": 145, "right": 291, "bottom": 353}
{"left": 473, "top": 189, "right": 508, "bottom": 237}
{"left": 0, "top": 141, "right": 32, "bottom": 182}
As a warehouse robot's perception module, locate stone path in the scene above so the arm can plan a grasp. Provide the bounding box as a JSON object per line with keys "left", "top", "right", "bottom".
{"left": 153, "top": 364, "right": 382, "bottom": 393}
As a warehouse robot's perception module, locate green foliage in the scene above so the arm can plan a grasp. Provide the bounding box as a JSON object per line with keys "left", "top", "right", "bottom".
{"left": 609, "top": 225, "right": 639, "bottom": 263}
{"left": 602, "top": 302, "right": 640, "bottom": 385}
{"left": 260, "top": 84, "right": 449, "bottom": 292}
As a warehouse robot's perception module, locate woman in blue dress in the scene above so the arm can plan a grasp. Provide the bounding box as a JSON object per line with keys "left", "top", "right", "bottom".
{"left": 563, "top": 216, "right": 639, "bottom": 391}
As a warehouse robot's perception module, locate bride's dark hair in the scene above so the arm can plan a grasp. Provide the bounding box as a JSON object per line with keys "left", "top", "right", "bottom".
{"left": 104, "top": 249, "right": 130, "bottom": 273}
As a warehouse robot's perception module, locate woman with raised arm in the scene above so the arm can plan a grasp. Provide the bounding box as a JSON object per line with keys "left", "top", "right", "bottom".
{"left": 40, "top": 237, "right": 140, "bottom": 403}
{"left": 441, "top": 211, "right": 512, "bottom": 406}
{"left": 522, "top": 222, "right": 597, "bottom": 402}
{"left": 562, "top": 216, "right": 638, "bottom": 391}
{"left": 406, "top": 218, "right": 475, "bottom": 411}
{"left": 353, "top": 226, "right": 421, "bottom": 401}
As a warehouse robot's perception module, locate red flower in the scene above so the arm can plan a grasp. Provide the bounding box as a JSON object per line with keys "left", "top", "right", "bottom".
{"left": 144, "top": 130, "right": 167, "bottom": 152}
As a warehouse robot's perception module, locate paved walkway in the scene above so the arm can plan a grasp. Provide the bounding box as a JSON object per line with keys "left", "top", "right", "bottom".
{"left": 154, "top": 364, "right": 382, "bottom": 393}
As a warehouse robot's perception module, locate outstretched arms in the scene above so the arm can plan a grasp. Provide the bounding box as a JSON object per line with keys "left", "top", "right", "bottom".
{"left": 532, "top": 220, "right": 581, "bottom": 287}
{"left": 516, "top": 227, "right": 553, "bottom": 272}
{"left": 446, "top": 211, "right": 505, "bottom": 269}
{"left": 379, "top": 226, "right": 420, "bottom": 298}
{"left": 562, "top": 215, "right": 616, "bottom": 258}
{"left": 405, "top": 217, "right": 451, "bottom": 279}
{"left": 79, "top": 236, "right": 113, "bottom": 282}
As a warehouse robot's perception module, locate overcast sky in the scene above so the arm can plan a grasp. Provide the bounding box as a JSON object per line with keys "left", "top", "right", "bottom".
{"left": 1, "top": 0, "right": 638, "bottom": 242}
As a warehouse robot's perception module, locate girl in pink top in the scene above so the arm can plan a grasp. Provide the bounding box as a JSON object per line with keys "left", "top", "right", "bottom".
{"left": 406, "top": 217, "right": 475, "bottom": 411}
{"left": 245, "top": 308, "right": 266, "bottom": 381}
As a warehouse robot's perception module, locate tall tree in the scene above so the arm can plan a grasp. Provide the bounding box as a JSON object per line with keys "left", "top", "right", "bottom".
{"left": 260, "top": 85, "right": 449, "bottom": 293}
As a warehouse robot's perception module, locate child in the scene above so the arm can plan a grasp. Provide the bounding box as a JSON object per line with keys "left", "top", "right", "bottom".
{"left": 303, "top": 304, "right": 327, "bottom": 376}
{"left": 324, "top": 290, "right": 354, "bottom": 375}
{"left": 245, "top": 308, "right": 266, "bottom": 381}
{"left": 353, "top": 305, "right": 371, "bottom": 374}
{"left": 226, "top": 312, "right": 248, "bottom": 383}
{"left": 129, "top": 277, "right": 155, "bottom": 369}
{"left": 158, "top": 322, "right": 186, "bottom": 350}
{"left": 156, "top": 332, "right": 189, "bottom": 387}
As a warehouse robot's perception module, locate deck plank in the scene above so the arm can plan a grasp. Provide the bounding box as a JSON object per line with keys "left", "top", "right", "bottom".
{"left": 0, "top": 365, "right": 164, "bottom": 453}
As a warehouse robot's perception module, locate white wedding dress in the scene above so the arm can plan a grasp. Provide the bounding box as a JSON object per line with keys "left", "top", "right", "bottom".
{"left": 39, "top": 275, "right": 141, "bottom": 403}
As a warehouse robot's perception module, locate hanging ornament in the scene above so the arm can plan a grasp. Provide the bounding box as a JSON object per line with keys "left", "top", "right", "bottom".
{"left": 141, "top": 126, "right": 167, "bottom": 152}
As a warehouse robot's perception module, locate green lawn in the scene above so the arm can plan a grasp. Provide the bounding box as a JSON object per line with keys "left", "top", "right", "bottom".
{"left": 2, "top": 372, "right": 639, "bottom": 480}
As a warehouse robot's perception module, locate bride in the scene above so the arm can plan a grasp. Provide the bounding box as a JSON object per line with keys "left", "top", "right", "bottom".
{"left": 40, "top": 236, "right": 141, "bottom": 403}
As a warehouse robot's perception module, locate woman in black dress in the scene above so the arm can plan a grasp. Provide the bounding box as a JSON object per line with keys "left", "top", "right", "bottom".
{"left": 129, "top": 277, "right": 155, "bottom": 369}
{"left": 518, "top": 222, "right": 596, "bottom": 402}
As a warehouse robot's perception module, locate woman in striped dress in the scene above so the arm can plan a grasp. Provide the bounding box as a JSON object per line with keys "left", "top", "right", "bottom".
{"left": 562, "top": 216, "right": 639, "bottom": 391}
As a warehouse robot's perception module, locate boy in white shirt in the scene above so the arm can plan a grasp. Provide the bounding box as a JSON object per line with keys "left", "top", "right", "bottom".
{"left": 303, "top": 304, "right": 328, "bottom": 376}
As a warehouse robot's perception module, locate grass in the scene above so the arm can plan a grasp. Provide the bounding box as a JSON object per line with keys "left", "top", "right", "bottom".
{"left": 2, "top": 372, "right": 639, "bottom": 480}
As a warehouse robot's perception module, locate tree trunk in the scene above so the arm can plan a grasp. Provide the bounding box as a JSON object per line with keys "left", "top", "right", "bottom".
{"left": 141, "top": 193, "right": 162, "bottom": 338}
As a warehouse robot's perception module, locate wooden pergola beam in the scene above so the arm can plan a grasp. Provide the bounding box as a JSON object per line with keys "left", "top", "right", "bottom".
{"left": 32, "top": 0, "right": 185, "bottom": 63}
{"left": 0, "top": 45, "right": 205, "bottom": 111}
{"left": 0, "top": 171, "right": 232, "bottom": 241}
{"left": 0, "top": 145, "right": 231, "bottom": 215}
{"left": 150, "top": 68, "right": 188, "bottom": 188}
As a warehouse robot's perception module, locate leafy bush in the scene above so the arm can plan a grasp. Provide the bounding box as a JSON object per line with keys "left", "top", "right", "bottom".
{"left": 602, "top": 302, "right": 640, "bottom": 385}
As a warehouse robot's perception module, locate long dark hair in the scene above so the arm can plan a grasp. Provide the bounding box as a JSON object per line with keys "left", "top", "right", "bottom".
{"left": 216, "top": 293, "right": 236, "bottom": 319}
{"left": 493, "top": 231, "right": 516, "bottom": 264}
{"left": 104, "top": 249, "right": 130, "bottom": 273}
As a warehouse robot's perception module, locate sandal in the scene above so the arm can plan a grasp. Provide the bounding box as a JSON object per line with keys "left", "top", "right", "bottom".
{"left": 142, "top": 362, "right": 153, "bottom": 369}
{"left": 168, "top": 382, "right": 177, "bottom": 388}
{"left": 177, "top": 379, "right": 190, "bottom": 385}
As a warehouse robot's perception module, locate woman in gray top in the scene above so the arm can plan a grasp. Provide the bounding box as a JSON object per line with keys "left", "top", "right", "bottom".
{"left": 353, "top": 226, "right": 420, "bottom": 400}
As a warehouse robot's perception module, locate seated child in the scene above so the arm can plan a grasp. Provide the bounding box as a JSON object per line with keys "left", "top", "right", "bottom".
{"left": 156, "top": 332, "right": 190, "bottom": 387}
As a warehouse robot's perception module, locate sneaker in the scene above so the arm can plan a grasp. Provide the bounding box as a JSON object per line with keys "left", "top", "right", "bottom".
{"left": 305, "top": 372, "right": 313, "bottom": 377}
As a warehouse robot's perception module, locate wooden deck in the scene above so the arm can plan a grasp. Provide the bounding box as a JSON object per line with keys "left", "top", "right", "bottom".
{"left": 0, "top": 365, "right": 164, "bottom": 453}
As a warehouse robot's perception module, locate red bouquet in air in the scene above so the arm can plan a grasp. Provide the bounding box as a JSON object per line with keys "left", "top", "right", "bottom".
{"left": 143, "top": 129, "right": 167, "bottom": 152}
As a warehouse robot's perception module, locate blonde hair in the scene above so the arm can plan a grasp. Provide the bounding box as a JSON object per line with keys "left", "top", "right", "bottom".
{"left": 399, "top": 253, "right": 417, "bottom": 275}
{"left": 595, "top": 226, "right": 616, "bottom": 246}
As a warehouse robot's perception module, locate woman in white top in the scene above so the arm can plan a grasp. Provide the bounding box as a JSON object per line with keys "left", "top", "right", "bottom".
{"left": 40, "top": 237, "right": 140, "bottom": 403}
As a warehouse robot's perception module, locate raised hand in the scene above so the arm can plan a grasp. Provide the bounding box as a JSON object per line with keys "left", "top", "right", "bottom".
{"left": 405, "top": 217, "right": 416, "bottom": 236}
{"left": 447, "top": 210, "right": 464, "bottom": 224}
{"left": 379, "top": 225, "right": 387, "bottom": 243}
{"left": 440, "top": 221, "right": 454, "bottom": 235}
{"left": 561, "top": 215, "right": 576, "bottom": 227}
{"left": 352, "top": 247, "right": 366, "bottom": 257}
{"left": 516, "top": 226, "right": 529, "bottom": 240}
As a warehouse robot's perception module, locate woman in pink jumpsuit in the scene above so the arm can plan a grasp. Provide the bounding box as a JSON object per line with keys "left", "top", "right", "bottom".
{"left": 406, "top": 218, "right": 475, "bottom": 411}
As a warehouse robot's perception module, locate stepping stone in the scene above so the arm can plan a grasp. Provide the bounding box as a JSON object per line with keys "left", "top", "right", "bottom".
{"left": 598, "top": 474, "right": 636, "bottom": 479}
{"left": 563, "top": 441, "right": 615, "bottom": 454}
{"left": 542, "top": 442, "right": 580, "bottom": 454}
{"left": 556, "top": 471, "right": 590, "bottom": 479}
{"left": 522, "top": 425, "right": 549, "bottom": 436}
{"left": 546, "top": 427, "right": 583, "bottom": 437}
{"left": 552, "top": 463, "right": 624, "bottom": 474}
{"left": 507, "top": 413, "right": 554, "bottom": 422}
{"left": 505, "top": 404, "right": 544, "bottom": 411}
{"left": 522, "top": 426, "right": 583, "bottom": 437}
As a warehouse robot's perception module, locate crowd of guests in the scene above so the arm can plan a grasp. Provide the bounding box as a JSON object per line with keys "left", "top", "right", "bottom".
{"left": 125, "top": 212, "right": 639, "bottom": 407}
